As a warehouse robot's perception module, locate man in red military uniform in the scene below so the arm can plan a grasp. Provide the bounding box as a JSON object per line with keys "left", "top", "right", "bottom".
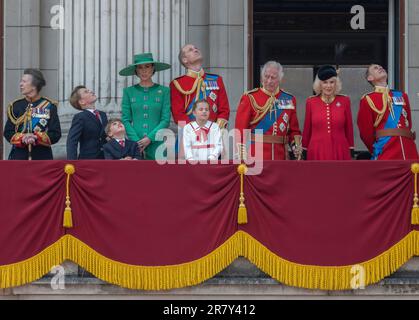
{"left": 170, "top": 44, "right": 230, "bottom": 129}
{"left": 358, "top": 64, "right": 418, "bottom": 160}
{"left": 235, "top": 61, "right": 302, "bottom": 161}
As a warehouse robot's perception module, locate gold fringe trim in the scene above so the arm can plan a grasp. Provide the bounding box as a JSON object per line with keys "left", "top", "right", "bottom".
{"left": 240, "top": 231, "right": 419, "bottom": 291}
{"left": 64, "top": 235, "right": 241, "bottom": 291}
{"left": 0, "top": 237, "right": 66, "bottom": 289}
{"left": 0, "top": 232, "right": 418, "bottom": 291}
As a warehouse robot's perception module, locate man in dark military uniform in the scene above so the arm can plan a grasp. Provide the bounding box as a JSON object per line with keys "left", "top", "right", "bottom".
{"left": 3, "top": 69, "right": 62, "bottom": 160}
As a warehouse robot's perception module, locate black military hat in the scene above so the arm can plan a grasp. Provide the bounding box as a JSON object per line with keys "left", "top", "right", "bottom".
{"left": 317, "top": 65, "right": 338, "bottom": 81}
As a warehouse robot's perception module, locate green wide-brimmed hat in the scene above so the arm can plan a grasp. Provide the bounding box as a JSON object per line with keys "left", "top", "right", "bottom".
{"left": 119, "top": 53, "right": 171, "bottom": 76}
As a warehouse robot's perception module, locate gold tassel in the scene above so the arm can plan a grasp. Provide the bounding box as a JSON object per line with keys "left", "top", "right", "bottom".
{"left": 63, "top": 164, "right": 76, "bottom": 229}
{"left": 411, "top": 164, "right": 419, "bottom": 225}
{"left": 64, "top": 208, "right": 73, "bottom": 229}
{"left": 237, "top": 164, "right": 248, "bottom": 225}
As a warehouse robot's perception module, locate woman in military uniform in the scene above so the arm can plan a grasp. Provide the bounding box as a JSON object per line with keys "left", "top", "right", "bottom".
{"left": 4, "top": 69, "right": 61, "bottom": 160}
{"left": 119, "top": 53, "right": 171, "bottom": 160}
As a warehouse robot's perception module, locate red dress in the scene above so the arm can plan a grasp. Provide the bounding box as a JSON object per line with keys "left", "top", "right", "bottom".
{"left": 357, "top": 88, "right": 418, "bottom": 160}
{"left": 302, "top": 95, "right": 354, "bottom": 160}
{"left": 235, "top": 88, "right": 301, "bottom": 160}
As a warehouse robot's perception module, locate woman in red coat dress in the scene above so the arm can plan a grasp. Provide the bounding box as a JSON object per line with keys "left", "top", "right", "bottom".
{"left": 302, "top": 65, "right": 354, "bottom": 160}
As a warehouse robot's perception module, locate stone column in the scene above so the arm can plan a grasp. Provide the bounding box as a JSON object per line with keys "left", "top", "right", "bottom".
{"left": 56, "top": 0, "right": 187, "bottom": 158}
{"left": 3, "top": 0, "right": 41, "bottom": 158}
{"left": 187, "top": 0, "right": 246, "bottom": 126}
{"left": 408, "top": 0, "right": 419, "bottom": 135}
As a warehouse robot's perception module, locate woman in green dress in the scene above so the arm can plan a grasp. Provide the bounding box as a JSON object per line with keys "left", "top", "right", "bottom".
{"left": 119, "top": 53, "right": 171, "bottom": 160}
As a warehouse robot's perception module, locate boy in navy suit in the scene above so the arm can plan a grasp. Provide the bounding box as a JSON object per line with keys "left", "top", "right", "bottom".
{"left": 67, "top": 86, "right": 108, "bottom": 160}
{"left": 104, "top": 119, "right": 142, "bottom": 160}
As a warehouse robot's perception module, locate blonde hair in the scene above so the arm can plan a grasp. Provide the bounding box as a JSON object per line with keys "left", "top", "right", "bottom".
{"left": 105, "top": 118, "right": 123, "bottom": 136}
{"left": 312, "top": 76, "right": 342, "bottom": 95}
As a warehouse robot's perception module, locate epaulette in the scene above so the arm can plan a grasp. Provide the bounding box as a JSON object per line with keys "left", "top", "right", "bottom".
{"left": 173, "top": 75, "right": 186, "bottom": 82}
{"left": 280, "top": 89, "right": 295, "bottom": 98}
{"left": 361, "top": 91, "right": 375, "bottom": 100}
{"left": 7, "top": 97, "right": 26, "bottom": 126}
{"left": 205, "top": 73, "right": 219, "bottom": 78}
{"left": 244, "top": 88, "right": 259, "bottom": 96}
{"left": 8, "top": 96, "right": 26, "bottom": 106}
{"left": 42, "top": 96, "right": 59, "bottom": 106}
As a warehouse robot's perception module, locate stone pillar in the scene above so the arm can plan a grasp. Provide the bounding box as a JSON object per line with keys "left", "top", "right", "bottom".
{"left": 3, "top": 0, "right": 63, "bottom": 159}
{"left": 3, "top": 0, "right": 41, "bottom": 158}
{"left": 187, "top": 0, "right": 246, "bottom": 126}
{"left": 56, "top": 0, "right": 187, "bottom": 158}
{"left": 408, "top": 0, "right": 419, "bottom": 135}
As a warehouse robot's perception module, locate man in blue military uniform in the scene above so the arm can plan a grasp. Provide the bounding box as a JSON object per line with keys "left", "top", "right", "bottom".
{"left": 3, "top": 69, "right": 62, "bottom": 160}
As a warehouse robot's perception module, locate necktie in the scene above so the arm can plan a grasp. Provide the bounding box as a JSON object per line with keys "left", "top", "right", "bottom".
{"left": 94, "top": 110, "right": 101, "bottom": 123}
{"left": 119, "top": 140, "right": 125, "bottom": 148}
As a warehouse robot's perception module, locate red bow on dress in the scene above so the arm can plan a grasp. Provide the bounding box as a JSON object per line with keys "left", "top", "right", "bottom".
{"left": 194, "top": 127, "right": 209, "bottom": 143}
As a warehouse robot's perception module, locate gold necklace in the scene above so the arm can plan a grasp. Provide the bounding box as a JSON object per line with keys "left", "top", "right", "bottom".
{"left": 321, "top": 95, "right": 335, "bottom": 104}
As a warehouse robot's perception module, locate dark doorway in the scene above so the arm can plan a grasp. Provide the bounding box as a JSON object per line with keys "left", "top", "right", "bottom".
{"left": 253, "top": 0, "right": 390, "bottom": 87}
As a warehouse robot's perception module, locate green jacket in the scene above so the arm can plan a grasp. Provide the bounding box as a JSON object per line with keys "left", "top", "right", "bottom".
{"left": 121, "top": 84, "right": 171, "bottom": 160}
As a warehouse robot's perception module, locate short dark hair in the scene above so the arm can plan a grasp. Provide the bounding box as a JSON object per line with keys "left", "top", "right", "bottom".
{"left": 105, "top": 118, "right": 123, "bottom": 136}
{"left": 69, "top": 85, "right": 86, "bottom": 110}
{"left": 192, "top": 99, "right": 210, "bottom": 113}
{"left": 24, "top": 68, "right": 46, "bottom": 92}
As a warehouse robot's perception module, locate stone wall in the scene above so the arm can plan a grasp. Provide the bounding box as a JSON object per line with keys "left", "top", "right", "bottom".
{"left": 408, "top": 0, "right": 419, "bottom": 133}
{"left": 0, "top": 258, "right": 418, "bottom": 299}
{"left": 3, "top": 0, "right": 187, "bottom": 159}
{"left": 187, "top": 0, "right": 246, "bottom": 128}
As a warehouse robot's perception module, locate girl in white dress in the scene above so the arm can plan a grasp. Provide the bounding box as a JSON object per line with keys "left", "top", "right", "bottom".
{"left": 183, "top": 100, "right": 223, "bottom": 162}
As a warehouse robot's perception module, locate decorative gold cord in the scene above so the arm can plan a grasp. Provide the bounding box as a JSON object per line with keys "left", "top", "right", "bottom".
{"left": 63, "top": 164, "right": 76, "bottom": 229}
{"left": 411, "top": 163, "right": 419, "bottom": 225}
{"left": 237, "top": 164, "right": 249, "bottom": 225}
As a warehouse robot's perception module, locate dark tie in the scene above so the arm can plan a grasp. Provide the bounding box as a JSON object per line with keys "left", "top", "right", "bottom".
{"left": 94, "top": 110, "right": 101, "bottom": 123}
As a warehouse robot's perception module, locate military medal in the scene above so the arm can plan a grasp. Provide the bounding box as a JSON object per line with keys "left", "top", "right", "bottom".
{"left": 212, "top": 104, "right": 218, "bottom": 113}
{"left": 392, "top": 96, "right": 405, "bottom": 105}
{"left": 205, "top": 81, "right": 212, "bottom": 91}
{"left": 40, "top": 119, "right": 48, "bottom": 127}
{"left": 283, "top": 113, "right": 289, "bottom": 124}
{"left": 278, "top": 99, "right": 294, "bottom": 110}
{"left": 336, "top": 102, "right": 342, "bottom": 107}
{"left": 279, "top": 123, "right": 286, "bottom": 132}
{"left": 273, "top": 122, "right": 278, "bottom": 136}
{"left": 209, "top": 92, "right": 217, "bottom": 102}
